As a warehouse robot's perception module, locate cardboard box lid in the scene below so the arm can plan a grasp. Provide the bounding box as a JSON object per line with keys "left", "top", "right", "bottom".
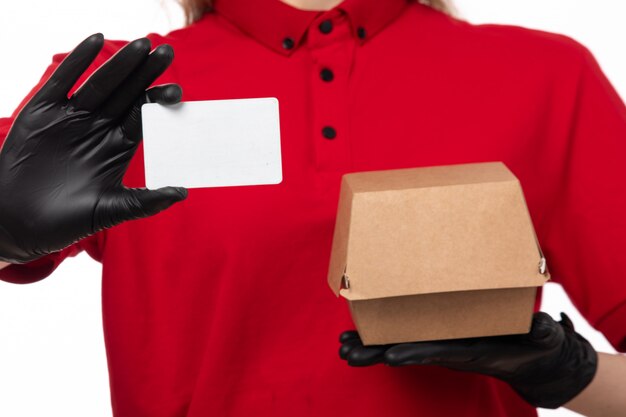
{"left": 327, "top": 162, "right": 549, "bottom": 301}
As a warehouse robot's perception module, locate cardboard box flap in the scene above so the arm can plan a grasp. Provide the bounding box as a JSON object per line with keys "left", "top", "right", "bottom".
{"left": 345, "top": 162, "right": 514, "bottom": 193}
{"left": 328, "top": 177, "right": 354, "bottom": 296}
{"left": 327, "top": 162, "right": 550, "bottom": 300}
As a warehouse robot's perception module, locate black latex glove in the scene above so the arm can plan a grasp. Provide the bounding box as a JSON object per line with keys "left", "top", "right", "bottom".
{"left": 0, "top": 33, "right": 187, "bottom": 264}
{"left": 339, "top": 312, "right": 597, "bottom": 409}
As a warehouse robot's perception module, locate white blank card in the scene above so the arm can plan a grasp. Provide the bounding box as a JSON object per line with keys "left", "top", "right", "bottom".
{"left": 141, "top": 97, "right": 282, "bottom": 189}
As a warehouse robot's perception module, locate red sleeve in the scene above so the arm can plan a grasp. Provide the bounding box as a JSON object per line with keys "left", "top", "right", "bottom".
{"left": 539, "top": 42, "right": 626, "bottom": 352}
{"left": 0, "top": 39, "right": 126, "bottom": 284}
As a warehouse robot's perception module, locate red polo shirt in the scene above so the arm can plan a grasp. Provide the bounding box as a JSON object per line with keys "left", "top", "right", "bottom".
{"left": 2, "top": 0, "right": 626, "bottom": 416}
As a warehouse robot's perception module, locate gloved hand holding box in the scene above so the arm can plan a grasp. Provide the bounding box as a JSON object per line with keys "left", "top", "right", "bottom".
{"left": 327, "top": 162, "right": 550, "bottom": 345}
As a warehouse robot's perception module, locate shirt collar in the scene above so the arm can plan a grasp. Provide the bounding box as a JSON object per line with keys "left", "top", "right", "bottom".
{"left": 213, "top": 0, "right": 409, "bottom": 56}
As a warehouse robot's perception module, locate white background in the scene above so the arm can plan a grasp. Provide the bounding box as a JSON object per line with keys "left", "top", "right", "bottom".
{"left": 0, "top": 1, "right": 624, "bottom": 416}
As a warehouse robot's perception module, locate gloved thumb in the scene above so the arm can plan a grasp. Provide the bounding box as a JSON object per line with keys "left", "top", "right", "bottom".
{"left": 94, "top": 186, "right": 188, "bottom": 230}
{"left": 526, "top": 312, "right": 565, "bottom": 349}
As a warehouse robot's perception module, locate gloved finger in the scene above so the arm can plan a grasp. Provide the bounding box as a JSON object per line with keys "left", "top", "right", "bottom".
{"left": 102, "top": 44, "right": 174, "bottom": 120}
{"left": 346, "top": 345, "right": 387, "bottom": 367}
{"left": 339, "top": 330, "right": 360, "bottom": 343}
{"left": 384, "top": 341, "right": 474, "bottom": 367}
{"left": 145, "top": 83, "right": 183, "bottom": 104}
{"left": 70, "top": 37, "right": 151, "bottom": 111}
{"left": 120, "top": 84, "right": 183, "bottom": 142}
{"left": 527, "top": 312, "right": 563, "bottom": 348}
{"left": 339, "top": 338, "right": 362, "bottom": 360}
{"left": 559, "top": 312, "right": 575, "bottom": 332}
{"left": 35, "top": 33, "right": 104, "bottom": 104}
{"left": 94, "top": 186, "right": 188, "bottom": 230}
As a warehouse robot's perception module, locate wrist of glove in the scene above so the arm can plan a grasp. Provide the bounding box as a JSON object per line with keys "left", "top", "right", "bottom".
{"left": 339, "top": 312, "right": 598, "bottom": 409}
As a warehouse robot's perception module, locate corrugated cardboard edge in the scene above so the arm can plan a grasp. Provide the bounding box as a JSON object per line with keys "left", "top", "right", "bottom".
{"left": 327, "top": 176, "right": 354, "bottom": 296}
{"left": 513, "top": 178, "right": 552, "bottom": 283}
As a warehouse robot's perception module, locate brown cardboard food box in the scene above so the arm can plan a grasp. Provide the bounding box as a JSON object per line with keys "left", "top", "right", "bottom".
{"left": 327, "top": 162, "right": 550, "bottom": 345}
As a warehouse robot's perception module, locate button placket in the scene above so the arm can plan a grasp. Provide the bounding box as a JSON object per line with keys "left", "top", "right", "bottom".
{"left": 306, "top": 13, "right": 355, "bottom": 171}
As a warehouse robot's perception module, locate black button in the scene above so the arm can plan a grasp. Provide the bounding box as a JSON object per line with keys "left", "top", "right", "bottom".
{"left": 357, "top": 27, "right": 366, "bottom": 39}
{"left": 322, "top": 126, "right": 337, "bottom": 139}
{"left": 320, "top": 68, "right": 334, "bottom": 82}
{"left": 319, "top": 20, "right": 333, "bottom": 34}
{"left": 282, "top": 37, "right": 295, "bottom": 50}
